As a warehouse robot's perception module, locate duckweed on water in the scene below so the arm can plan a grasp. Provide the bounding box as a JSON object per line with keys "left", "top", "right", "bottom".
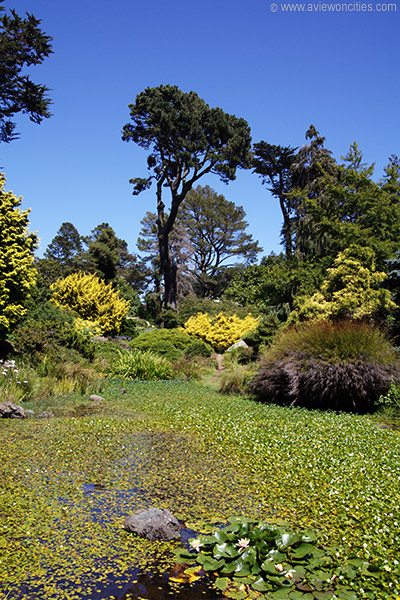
{"left": 1, "top": 380, "right": 400, "bottom": 599}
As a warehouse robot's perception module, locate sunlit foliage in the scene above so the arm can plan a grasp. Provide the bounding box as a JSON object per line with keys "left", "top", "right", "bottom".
{"left": 0, "top": 174, "right": 37, "bottom": 334}
{"left": 183, "top": 312, "right": 259, "bottom": 352}
{"left": 50, "top": 272, "right": 130, "bottom": 335}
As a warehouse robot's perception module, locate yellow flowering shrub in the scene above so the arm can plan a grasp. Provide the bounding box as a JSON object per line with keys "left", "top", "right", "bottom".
{"left": 183, "top": 312, "right": 259, "bottom": 352}
{"left": 50, "top": 272, "right": 130, "bottom": 335}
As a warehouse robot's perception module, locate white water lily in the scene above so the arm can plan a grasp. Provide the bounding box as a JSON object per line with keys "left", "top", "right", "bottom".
{"left": 190, "top": 538, "right": 203, "bottom": 551}
{"left": 285, "top": 569, "right": 296, "bottom": 579}
{"left": 236, "top": 538, "right": 250, "bottom": 552}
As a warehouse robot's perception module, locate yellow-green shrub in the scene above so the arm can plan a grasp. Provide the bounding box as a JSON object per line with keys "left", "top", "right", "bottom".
{"left": 0, "top": 174, "right": 38, "bottom": 333}
{"left": 50, "top": 272, "right": 130, "bottom": 335}
{"left": 288, "top": 245, "right": 395, "bottom": 325}
{"left": 183, "top": 312, "right": 259, "bottom": 352}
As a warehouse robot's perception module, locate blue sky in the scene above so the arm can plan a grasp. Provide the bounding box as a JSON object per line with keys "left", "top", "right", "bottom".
{"left": 2, "top": 0, "right": 399, "bottom": 258}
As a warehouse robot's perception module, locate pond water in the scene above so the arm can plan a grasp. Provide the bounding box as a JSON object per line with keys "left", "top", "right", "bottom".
{"left": 3, "top": 428, "right": 259, "bottom": 600}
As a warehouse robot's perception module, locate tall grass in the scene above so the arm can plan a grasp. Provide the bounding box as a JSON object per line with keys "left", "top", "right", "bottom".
{"left": 110, "top": 349, "right": 173, "bottom": 380}
{"left": 0, "top": 359, "right": 32, "bottom": 403}
{"left": 249, "top": 321, "right": 400, "bottom": 412}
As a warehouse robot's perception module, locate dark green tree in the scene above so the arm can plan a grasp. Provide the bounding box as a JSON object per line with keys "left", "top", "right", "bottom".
{"left": 289, "top": 125, "right": 340, "bottom": 260}
{"left": 44, "top": 222, "right": 83, "bottom": 270}
{"left": 252, "top": 143, "right": 297, "bottom": 258}
{"left": 0, "top": 1, "right": 52, "bottom": 142}
{"left": 85, "top": 223, "right": 120, "bottom": 281}
{"left": 122, "top": 84, "right": 252, "bottom": 309}
{"left": 86, "top": 222, "right": 149, "bottom": 293}
{"left": 325, "top": 144, "right": 400, "bottom": 268}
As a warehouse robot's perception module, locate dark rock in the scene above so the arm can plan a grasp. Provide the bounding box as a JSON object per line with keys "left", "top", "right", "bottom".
{"left": 37, "top": 411, "right": 54, "bottom": 419}
{"left": 118, "top": 388, "right": 127, "bottom": 394}
{"left": 89, "top": 394, "right": 105, "bottom": 402}
{"left": 123, "top": 508, "right": 181, "bottom": 541}
{"left": 0, "top": 402, "right": 25, "bottom": 419}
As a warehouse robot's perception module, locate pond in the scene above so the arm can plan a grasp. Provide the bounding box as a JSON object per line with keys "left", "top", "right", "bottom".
{"left": 0, "top": 419, "right": 264, "bottom": 600}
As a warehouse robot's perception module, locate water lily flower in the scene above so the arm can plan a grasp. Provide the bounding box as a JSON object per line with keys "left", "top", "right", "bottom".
{"left": 285, "top": 569, "right": 296, "bottom": 579}
{"left": 236, "top": 538, "right": 250, "bottom": 552}
{"left": 190, "top": 538, "right": 203, "bottom": 551}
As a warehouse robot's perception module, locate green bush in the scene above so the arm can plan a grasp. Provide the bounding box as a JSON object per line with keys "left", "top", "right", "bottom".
{"left": 13, "top": 313, "right": 95, "bottom": 363}
{"left": 155, "top": 308, "right": 183, "bottom": 329}
{"left": 242, "top": 312, "right": 283, "bottom": 352}
{"left": 110, "top": 349, "right": 173, "bottom": 380}
{"left": 184, "top": 341, "right": 212, "bottom": 358}
{"left": 147, "top": 340, "right": 181, "bottom": 362}
{"left": 249, "top": 321, "right": 400, "bottom": 412}
{"left": 129, "top": 328, "right": 195, "bottom": 357}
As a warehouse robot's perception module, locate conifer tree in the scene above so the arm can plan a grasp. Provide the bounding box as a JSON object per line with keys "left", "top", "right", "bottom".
{"left": 0, "top": 1, "right": 53, "bottom": 142}
{"left": 122, "top": 84, "right": 252, "bottom": 308}
{"left": 0, "top": 174, "right": 37, "bottom": 334}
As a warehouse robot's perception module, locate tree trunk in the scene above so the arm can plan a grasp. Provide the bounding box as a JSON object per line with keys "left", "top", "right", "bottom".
{"left": 158, "top": 230, "right": 177, "bottom": 309}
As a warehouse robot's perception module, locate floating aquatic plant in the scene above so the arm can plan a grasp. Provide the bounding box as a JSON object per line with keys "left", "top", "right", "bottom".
{"left": 176, "top": 516, "right": 377, "bottom": 599}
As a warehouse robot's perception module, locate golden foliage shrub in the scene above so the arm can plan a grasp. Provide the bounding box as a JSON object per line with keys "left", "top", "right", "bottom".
{"left": 50, "top": 272, "right": 130, "bottom": 335}
{"left": 183, "top": 312, "right": 259, "bottom": 352}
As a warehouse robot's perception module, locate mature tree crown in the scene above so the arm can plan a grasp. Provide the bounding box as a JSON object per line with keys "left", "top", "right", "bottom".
{"left": 122, "top": 84, "right": 252, "bottom": 195}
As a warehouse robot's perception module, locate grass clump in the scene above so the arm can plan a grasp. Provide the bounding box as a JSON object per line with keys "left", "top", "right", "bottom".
{"left": 219, "top": 364, "right": 255, "bottom": 395}
{"left": 249, "top": 320, "right": 400, "bottom": 412}
{"left": 110, "top": 348, "right": 173, "bottom": 380}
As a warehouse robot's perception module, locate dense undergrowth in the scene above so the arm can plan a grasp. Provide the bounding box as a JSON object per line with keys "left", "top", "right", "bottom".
{"left": 1, "top": 381, "right": 399, "bottom": 599}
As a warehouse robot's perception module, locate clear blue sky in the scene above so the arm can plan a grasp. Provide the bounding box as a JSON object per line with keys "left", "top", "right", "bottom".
{"left": 2, "top": 0, "right": 399, "bottom": 258}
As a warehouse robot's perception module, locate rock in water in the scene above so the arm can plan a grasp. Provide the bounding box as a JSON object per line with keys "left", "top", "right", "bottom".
{"left": 0, "top": 402, "right": 25, "bottom": 418}
{"left": 123, "top": 508, "right": 181, "bottom": 541}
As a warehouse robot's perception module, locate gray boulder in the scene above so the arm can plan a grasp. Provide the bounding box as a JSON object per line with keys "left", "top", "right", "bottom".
{"left": 226, "top": 339, "right": 249, "bottom": 352}
{"left": 123, "top": 508, "right": 181, "bottom": 541}
{"left": 89, "top": 394, "right": 104, "bottom": 402}
{"left": 0, "top": 402, "right": 25, "bottom": 419}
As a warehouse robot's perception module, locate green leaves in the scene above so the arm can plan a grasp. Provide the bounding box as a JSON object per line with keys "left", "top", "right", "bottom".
{"left": 275, "top": 531, "right": 301, "bottom": 550}
{"left": 174, "top": 516, "right": 371, "bottom": 598}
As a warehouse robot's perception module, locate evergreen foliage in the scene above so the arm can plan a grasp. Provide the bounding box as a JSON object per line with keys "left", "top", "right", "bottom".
{"left": 122, "top": 84, "right": 252, "bottom": 308}
{"left": 44, "top": 222, "right": 84, "bottom": 274}
{"left": 289, "top": 245, "right": 395, "bottom": 324}
{"left": 0, "top": 174, "right": 37, "bottom": 334}
{"left": 179, "top": 185, "right": 261, "bottom": 296}
{"left": 129, "top": 328, "right": 195, "bottom": 359}
{"left": 183, "top": 312, "right": 259, "bottom": 352}
{"left": 0, "top": 1, "right": 53, "bottom": 142}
